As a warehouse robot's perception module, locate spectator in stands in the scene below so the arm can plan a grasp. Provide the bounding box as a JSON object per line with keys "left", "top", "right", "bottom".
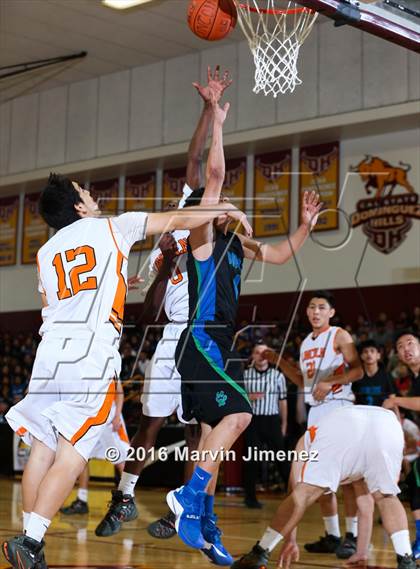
{"left": 353, "top": 340, "right": 395, "bottom": 406}
{"left": 243, "top": 343, "right": 288, "bottom": 509}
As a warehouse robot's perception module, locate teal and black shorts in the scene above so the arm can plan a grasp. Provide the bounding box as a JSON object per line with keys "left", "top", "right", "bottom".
{"left": 175, "top": 322, "right": 252, "bottom": 426}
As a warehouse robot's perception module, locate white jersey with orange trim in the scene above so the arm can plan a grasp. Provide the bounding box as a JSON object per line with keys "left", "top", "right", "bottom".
{"left": 141, "top": 183, "right": 194, "bottom": 422}
{"left": 148, "top": 229, "right": 189, "bottom": 323}
{"left": 37, "top": 213, "right": 148, "bottom": 344}
{"left": 7, "top": 212, "right": 148, "bottom": 461}
{"left": 300, "top": 326, "right": 353, "bottom": 407}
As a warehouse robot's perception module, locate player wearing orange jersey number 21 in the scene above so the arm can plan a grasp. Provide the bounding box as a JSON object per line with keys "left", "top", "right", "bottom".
{"left": 262, "top": 291, "right": 368, "bottom": 561}
{"left": 0, "top": 164, "right": 250, "bottom": 569}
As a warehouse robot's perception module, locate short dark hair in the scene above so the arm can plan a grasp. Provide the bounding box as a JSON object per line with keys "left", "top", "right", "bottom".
{"left": 39, "top": 173, "right": 82, "bottom": 230}
{"left": 359, "top": 339, "right": 380, "bottom": 353}
{"left": 394, "top": 329, "right": 420, "bottom": 346}
{"left": 309, "top": 290, "right": 335, "bottom": 309}
{"left": 184, "top": 187, "right": 205, "bottom": 208}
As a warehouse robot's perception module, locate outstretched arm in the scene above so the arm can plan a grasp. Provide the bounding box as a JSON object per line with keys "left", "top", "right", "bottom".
{"left": 189, "top": 97, "right": 231, "bottom": 261}
{"left": 186, "top": 65, "right": 232, "bottom": 189}
{"left": 146, "top": 201, "right": 250, "bottom": 236}
{"left": 238, "top": 191, "right": 322, "bottom": 265}
{"left": 263, "top": 349, "right": 304, "bottom": 388}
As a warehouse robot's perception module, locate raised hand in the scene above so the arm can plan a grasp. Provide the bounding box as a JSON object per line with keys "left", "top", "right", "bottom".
{"left": 193, "top": 64, "right": 232, "bottom": 104}
{"left": 301, "top": 190, "right": 323, "bottom": 229}
{"left": 213, "top": 101, "right": 230, "bottom": 125}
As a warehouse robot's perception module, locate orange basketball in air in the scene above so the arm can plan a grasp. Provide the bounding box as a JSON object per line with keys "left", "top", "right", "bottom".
{"left": 187, "top": 0, "right": 237, "bottom": 41}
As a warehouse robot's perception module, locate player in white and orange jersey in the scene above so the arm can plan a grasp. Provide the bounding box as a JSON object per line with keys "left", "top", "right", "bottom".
{"left": 231, "top": 405, "right": 415, "bottom": 569}
{"left": 1, "top": 168, "right": 250, "bottom": 569}
{"left": 264, "top": 290, "right": 366, "bottom": 559}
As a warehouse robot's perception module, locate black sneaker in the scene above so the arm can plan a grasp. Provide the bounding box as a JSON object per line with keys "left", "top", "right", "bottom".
{"left": 244, "top": 498, "right": 263, "bottom": 510}
{"left": 2, "top": 535, "right": 45, "bottom": 569}
{"left": 60, "top": 499, "right": 89, "bottom": 515}
{"left": 95, "top": 490, "right": 138, "bottom": 537}
{"left": 336, "top": 532, "right": 357, "bottom": 559}
{"left": 231, "top": 542, "right": 270, "bottom": 569}
{"left": 147, "top": 510, "right": 176, "bottom": 539}
{"left": 397, "top": 554, "right": 416, "bottom": 569}
{"left": 304, "top": 532, "right": 341, "bottom": 553}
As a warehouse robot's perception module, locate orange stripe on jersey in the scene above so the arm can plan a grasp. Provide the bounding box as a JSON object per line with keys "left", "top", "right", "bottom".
{"left": 109, "top": 251, "right": 127, "bottom": 333}
{"left": 118, "top": 423, "right": 129, "bottom": 443}
{"left": 308, "top": 425, "right": 318, "bottom": 443}
{"left": 107, "top": 218, "right": 128, "bottom": 261}
{"left": 332, "top": 363, "right": 345, "bottom": 393}
{"left": 71, "top": 381, "right": 115, "bottom": 445}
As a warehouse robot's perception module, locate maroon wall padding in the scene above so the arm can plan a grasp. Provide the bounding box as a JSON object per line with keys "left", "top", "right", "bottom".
{"left": 1, "top": 282, "right": 418, "bottom": 334}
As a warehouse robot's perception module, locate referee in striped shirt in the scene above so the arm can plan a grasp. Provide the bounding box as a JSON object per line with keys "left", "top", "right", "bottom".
{"left": 243, "top": 343, "right": 288, "bottom": 509}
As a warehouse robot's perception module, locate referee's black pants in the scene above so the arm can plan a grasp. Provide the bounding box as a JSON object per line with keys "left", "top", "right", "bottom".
{"left": 243, "top": 414, "right": 290, "bottom": 501}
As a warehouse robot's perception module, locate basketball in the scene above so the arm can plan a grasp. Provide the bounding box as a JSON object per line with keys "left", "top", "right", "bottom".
{"left": 187, "top": 0, "right": 237, "bottom": 41}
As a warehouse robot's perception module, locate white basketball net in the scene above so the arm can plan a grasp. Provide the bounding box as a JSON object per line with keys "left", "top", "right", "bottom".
{"left": 235, "top": 0, "right": 318, "bottom": 97}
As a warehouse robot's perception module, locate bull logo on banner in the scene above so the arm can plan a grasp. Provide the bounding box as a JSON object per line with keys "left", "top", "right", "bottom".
{"left": 350, "top": 155, "right": 420, "bottom": 254}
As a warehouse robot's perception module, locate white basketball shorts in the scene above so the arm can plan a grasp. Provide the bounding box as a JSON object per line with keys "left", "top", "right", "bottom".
{"left": 6, "top": 335, "right": 121, "bottom": 461}
{"left": 301, "top": 405, "right": 403, "bottom": 495}
{"left": 141, "top": 322, "right": 194, "bottom": 424}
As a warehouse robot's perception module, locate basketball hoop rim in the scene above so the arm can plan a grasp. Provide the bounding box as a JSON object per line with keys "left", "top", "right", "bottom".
{"left": 237, "top": 3, "right": 315, "bottom": 15}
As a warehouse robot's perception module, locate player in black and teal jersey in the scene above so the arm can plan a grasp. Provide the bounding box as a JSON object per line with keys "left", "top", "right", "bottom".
{"left": 165, "top": 96, "right": 322, "bottom": 559}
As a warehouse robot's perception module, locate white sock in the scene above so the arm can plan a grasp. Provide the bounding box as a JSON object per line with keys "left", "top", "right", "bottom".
{"left": 22, "top": 511, "right": 30, "bottom": 533}
{"left": 26, "top": 513, "right": 51, "bottom": 543}
{"left": 77, "top": 488, "right": 88, "bottom": 503}
{"left": 391, "top": 530, "right": 412, "bottom": 556}
{"left": 118, "top": 472, "right": 139, "bottom": 496}
{"left": 259, "top": 527, "right": 284, "bottom": 552}
{"left": 345, "top": 516, "right": 358, "bottom": 537}
{"left": 323, "top": 515, "right": 341, "bottom": 538}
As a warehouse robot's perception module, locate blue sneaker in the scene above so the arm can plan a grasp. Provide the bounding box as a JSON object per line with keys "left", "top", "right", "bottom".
{"left": 412, "top": 539, "right": 420, "bottom": 560}
{"left": 201, "top": 514, "right": 234, "bottom": 566}
{"left": 166, "top": 486, "right": 205, "bottom": 549}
